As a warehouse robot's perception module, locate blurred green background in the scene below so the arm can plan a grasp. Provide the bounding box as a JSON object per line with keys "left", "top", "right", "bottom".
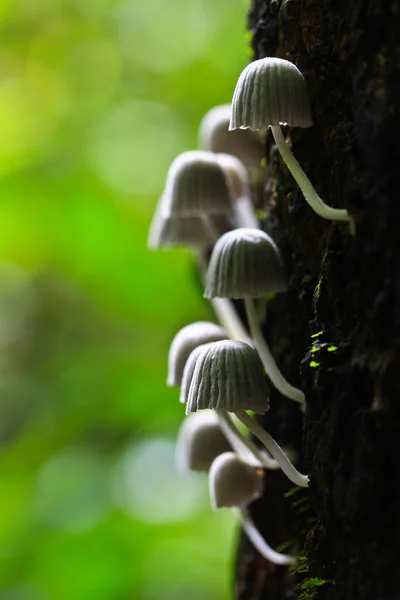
{"left": 0, "top": 1, "right": 249, "bottom": 598}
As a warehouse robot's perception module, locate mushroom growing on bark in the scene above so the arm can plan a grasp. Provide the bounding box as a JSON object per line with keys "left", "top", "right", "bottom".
{"left": 205, "top": 227, "right": 305, "bottom": 404}
{"left": 209, "top": 452, "right": 296, "bottom": 565}
{"left": 181, "top": 343, "right": 279, "bottom": 469}
{"left": 230, "top": 57, "right": 353, "bottom": 229}
{"left": 167, "top": 321, "right": 228, "bottom": 387}
{"left": 186, "top": 340, "right": 309, "bottom": 487}
{"left": 176, "top": 410, "right": 232, "bottom": 472}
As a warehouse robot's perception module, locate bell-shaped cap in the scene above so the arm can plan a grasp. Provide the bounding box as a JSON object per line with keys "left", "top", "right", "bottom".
{"left": 204, "top": 228, "right": 287, "bottom": 299}
{"left": 148, "top": 211, "right": 217, "bottom": 249}
{"left": 230, "top": 57, "right": 312, "bottom": 131}
{"left": 176, "top": 411, "right": 232, "bottom": 472}
{"left": 199, "top": 104, "right": 265, "bottom": 171}
{"left": 209, "top": 452, "right": 264, "bottom": 508}
{"left": 162, "top": 151, "right": 233, "bottom": 217}
{"left": 186, "top": 340, "right": 269, "bottom": 415}
{"left": 168, "top": 322, "right": 228, "bottom": 387}
{"left": 179, "top": 343, "right": 214, "bottom": 404}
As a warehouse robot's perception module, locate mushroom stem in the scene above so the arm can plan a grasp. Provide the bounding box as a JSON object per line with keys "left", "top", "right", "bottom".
{"left": 235, "top": 410, "right": 309, "bottom": 488}
{"left": 244, "top": 297, "right": 305, "bottom": 404}
{"left": 217, "top": 411, "right": 279, "bottom": 470}
{"left": 211, "top": 297, "right": 253, "bottom": 345}
{"left": 239, "top": 506, "right": 296, "bottom": 565}
{"left": 271, "top": 125, "right": 354, "bottom": 232}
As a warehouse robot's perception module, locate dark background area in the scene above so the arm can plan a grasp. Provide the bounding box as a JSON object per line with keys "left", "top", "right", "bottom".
{"left": 240, "top": 1, "right": 400, "bottom": 598}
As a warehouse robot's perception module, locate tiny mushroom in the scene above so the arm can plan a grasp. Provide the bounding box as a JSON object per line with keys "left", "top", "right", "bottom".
{"left": 229, "top": 57, "right": 353, "bottom": 229}
{"left": 205, "top": 227, "right": 305, "bottom": 404}
{"left": 199, "top": 104, "right": 265, "bottom": 186}
{"left": 167, "top": 321, "right": 228, "bottom": 387}
{"left": 176, "top": 410, "right": 231, "bottom": 472}
{"left": 148, "top": 211, "right": 217, "bottom": 250}
{"left": 181, "top": 343, "right": 279, "bottom": 469}
{"left": 209, "top": 451, "right": 263, "bottom": 508}
{"left": 148, "top": 189, "right": 235, "bottom": 250}
{"left": 160, "top": 150, "right": 234, "bottom": 242}
{"left": 186, "top": 340, "right": 309, "bottom": 487}
{"left": 209, "top": 452, "right": 296, "bottom": 565}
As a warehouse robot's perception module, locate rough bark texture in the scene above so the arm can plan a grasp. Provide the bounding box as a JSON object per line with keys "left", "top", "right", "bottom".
{"left": 235, "top": 1, "right": 400, "bottom": 599}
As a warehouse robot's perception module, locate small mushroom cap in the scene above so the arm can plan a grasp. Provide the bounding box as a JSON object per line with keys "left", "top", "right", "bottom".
{"left": 204, "top": 228, "right": 287, "bottom": 299}
{"left": 162, "top": 151, "right": 233, "bottom": 217}
{"left": 209, "top": 452, "right": 264, "bottom": 508}
{"left": 229, "top": 57, "right": 312, "bottom": 131}
{"left": 176, "top": 411, "right": 232, "bottom": 472}
{"left": 186, "top": 340, "right": 269, "bottom": 415}
{"left": 168, "top": 322, "right": 228, "bottom": 387}
{"left": 148, "top": 211, "right": 216, "bottom": 249}
{"left": 179, "top": 343, "right": 215, "bottom": 404}
{"left": 199, "top": 104, "right": 265, "bottom": 171}
{"left": 148, "top": 209, "right": 233, "bottom": 250}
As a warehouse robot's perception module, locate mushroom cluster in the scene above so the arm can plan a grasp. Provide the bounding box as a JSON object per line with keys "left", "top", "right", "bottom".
{"left": 148, "top": 55, "right": 352, "bottom": 567}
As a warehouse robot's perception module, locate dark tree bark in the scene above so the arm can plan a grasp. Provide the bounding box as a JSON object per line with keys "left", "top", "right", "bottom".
{"left": 234, "top": 1, "right": 400, "bottom": 599}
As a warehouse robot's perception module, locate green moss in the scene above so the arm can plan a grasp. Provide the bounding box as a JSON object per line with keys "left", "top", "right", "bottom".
{"left": 292, "top": 556, "right": 334, "bottom": 599}
{"left": 296, "top": 576, "right": 329, "bottom": 600}
{"left": 311, "top": 331, "right": 324, "bottom": 339}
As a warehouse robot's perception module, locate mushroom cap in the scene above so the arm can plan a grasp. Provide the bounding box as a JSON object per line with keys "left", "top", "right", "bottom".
{"left": 162, "top": 151, "right": 233, "bottom": 217}
{"left": 229, "top": 57, "right": 312, "bottom": 131}
{"left": 148, "top": 211, "right": 215, "bottom": 249}
{"left": 168, "top": 322, "right": 228, "bottom": 387}
{"left": 199, "top": 104, "right": 265, "bottom": 170}
{"left": 176, "top": 411, "right": 232, "bottom": 472}
{"left": 148, "top": 209, "right": 233, "bottom": 250}
{"left": 204, "top": 228, "right": 287, "bottom": 299}
{"left": 186, "top": 340, "right": 269, "bottom": 415}
{"left": 179, "top": 342, "right": 214, "bottom": 404}
{"left": 209, "top": 451, "right": 264, "bottom": 508}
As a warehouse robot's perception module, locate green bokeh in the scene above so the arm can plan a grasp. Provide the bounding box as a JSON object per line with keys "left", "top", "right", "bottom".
{"left": 0, "top": 0, "right": 249, "bottom": 597}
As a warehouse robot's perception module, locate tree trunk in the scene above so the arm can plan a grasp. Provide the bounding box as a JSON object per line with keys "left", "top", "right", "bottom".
{"left": 235, "top": 1, "right": 400, "bottom": 599}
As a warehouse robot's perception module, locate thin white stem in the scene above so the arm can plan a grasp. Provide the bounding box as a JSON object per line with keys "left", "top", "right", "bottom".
{"left": 235, "top": 410, "right": 309, "bottom": 488}
{"left": 217, "top": 411, "right": 279, "bottom": 470}
{"left": 244, "top": 297, "right": 305, "bottom": 404}
{"left": 211, "top": 297, "right": 253, "bottom": 345}
{"left": 240, "top": 506, "right": 296, "bottom": 565}
{"left": 271, "top": 125, "right": 354, "bottom": 231}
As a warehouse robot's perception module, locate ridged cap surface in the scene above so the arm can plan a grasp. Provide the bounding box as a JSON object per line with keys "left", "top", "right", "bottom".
{"left": 148, "top": 211, "right": 215, "bottom": 249}
{"left": 168, "top": 322, "right": 228, "bottom": 387}
{"left": 179, "top": 343, "right": 214, "bottom": 404}
{"left": 209, "top": 452, "right": 264, "bottom": 508}
{"left": 162, "top": 151, "right": 233, "bottom": 217}
{"left": 229, "top": 57, "right": 312, "bottom": 130}
{"left": 205, "top": 228, "right": 287, "bottom": 299}
{"left": 176, "top": 411, "right": 231, "bottom": 472}
{"left": 199, "top": 104, "right": 265, "bottom": 170}
{"left": 186, "top": 340, "right": 269, "bottom": 415}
